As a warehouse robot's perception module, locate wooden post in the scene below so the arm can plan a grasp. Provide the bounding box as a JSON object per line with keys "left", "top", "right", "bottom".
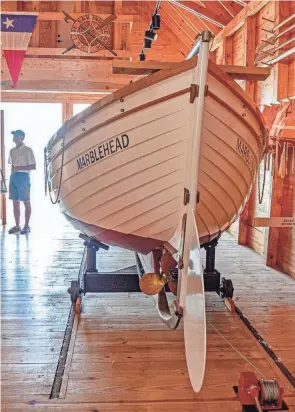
{"left": 74, "top": 1, "right": 82, "bottom": 13}
{"left": 62, "top": 100, "right": 73, "bottom": 123}
{"left": 274, "top": 1, "right": 291, "bottom": 102}
{"left": 244, "top": 15, "right": 257, "bottom": 101}
{"left": 0, "top": 110, "right": 7, "bottom": 226}
{"left": 113, "top": 0, "right": 122, "bottom": 50}
{"left": 30, "top": 1, "right": 40, "bottom": 47}
{"left": 266, "top": 173, "right": 284, "bottom": 267}
{"left": 223, "top": 36, "right": 233, "bottom": 65}
{"left": 238, "top": 16, "right": 257, "bottom": 246}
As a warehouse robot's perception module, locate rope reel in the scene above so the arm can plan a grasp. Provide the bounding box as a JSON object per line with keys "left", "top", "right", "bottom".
{"left": 238, "top": 372, "right": 284, "bottom": 411}
{"left": 260, "top": 379, "right": 280, "bottom": 405}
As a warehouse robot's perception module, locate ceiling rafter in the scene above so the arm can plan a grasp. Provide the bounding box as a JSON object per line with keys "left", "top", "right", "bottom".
{"left": 161, "top": 2, "right": 197, "bottom": 46}
{"left": 168, "top": 0, "right": 224, "bottom": 28}
{"left": 218, "top": 0, "right": 235, "bottom": 19}
{"left": 182, "top": 1, "right": 234, "bottom": 27}
{"left": 168, "top": 1, "right": 200, "bottom": 35}
{"left": 139, "top": 1, "right": 189, "bottom": 58}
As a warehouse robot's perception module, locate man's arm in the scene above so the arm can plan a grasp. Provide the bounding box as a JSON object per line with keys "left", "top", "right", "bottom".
{"left": 8, "top": 150, "right": 12, "bottom": 165}
{"left": 12, "top": 164, "right": 36, "bottom": 171}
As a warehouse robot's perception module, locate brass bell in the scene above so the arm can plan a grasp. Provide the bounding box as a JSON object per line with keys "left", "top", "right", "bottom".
{"left": 139, "top": 272, "right": 166, "bottom": 295}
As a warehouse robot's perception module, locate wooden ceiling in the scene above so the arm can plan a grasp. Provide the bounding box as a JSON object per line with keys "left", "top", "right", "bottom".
{"left": 1, "top": 1, "right": 246, "bottom": 95}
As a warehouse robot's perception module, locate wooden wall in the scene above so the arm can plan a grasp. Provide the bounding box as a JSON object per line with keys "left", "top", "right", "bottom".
{"left": 277, "top": 156, "right": 295, "bottom": 277}
{"left": 212, "top": 0, "right": 295, "bottom": 278}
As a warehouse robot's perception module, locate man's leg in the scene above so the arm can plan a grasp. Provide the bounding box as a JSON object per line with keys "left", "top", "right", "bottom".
{"left": 13, "top": 200, "right": 21, "bottom": 227}
{"left": 19, "top": 174, "right": 31, "bottom": 234}
{"left": 24, "top": 200, "right": 31, "bottom": 227}
{"left": 8, "top": 174, "right": 21, "bottom": 233}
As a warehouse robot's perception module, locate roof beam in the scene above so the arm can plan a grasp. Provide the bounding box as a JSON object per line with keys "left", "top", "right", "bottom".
{"left": 20, "top": 47, "right": 182, "bottom": 62}
{"left": 112, "top": 60, "right": 271, "bottom": 80}
{"left": 211, "top": 0, "right": 270, "bottom": 51}
{"left": 1, "top": 91, "right": 104, "bottom": 103}
{"left": 9, "top": 12, "right": 134, "bottom": 23}
{"left": 0, "top": 80, "right": 127, "bottom": 93}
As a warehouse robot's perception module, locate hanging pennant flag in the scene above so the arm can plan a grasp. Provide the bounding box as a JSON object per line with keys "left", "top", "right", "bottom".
{"left": 1, "top": 12, "right": 38, "bottom": 87}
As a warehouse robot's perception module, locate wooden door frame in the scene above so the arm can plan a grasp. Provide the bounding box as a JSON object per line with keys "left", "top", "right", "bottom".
{"left": 1, "top": 110, "right": 7, "bottom": 225}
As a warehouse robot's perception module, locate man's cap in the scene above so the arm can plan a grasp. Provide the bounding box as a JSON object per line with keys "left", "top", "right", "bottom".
{"left": 11, "top": 130, "right": 25, "bottom": 138}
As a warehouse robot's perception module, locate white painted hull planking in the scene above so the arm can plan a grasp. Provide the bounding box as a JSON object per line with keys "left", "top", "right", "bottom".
{"left": 46, "top": 40, "right": 266, "bottom": 393}
{"left": 47, "top": 61, "right": 266, "bottom": 252}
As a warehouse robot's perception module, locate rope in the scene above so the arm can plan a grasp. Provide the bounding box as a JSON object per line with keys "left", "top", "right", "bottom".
{"left": 209, "top": 321, "right": 266, "bottom": 379}
{"left": 0, "top": 168, "right": 7, "bottom": 193}
{"left": 254, "top": 396, "right": 264, "bottom": 412}
{"left": 44, "top": 147, "right": 48, "bottom": 196}
{"left": 261, "top": 379, "right": 280, "bottom": 402}
{"left": 258, "top": 154, "right": 267, "bottom": 204}
{"left": 44, "top": 135, "right": 66, "bottom": 205}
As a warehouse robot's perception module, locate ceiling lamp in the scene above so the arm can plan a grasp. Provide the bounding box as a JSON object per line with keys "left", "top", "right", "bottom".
{"left": 145, "top": 30, "right": 158, "bottom": 41}
{"left": 152, "top": 13, "right": 161, "bottom": 30}
{"left": 144, "top": 38, "right": 152, "bottom": 48}
{"left": 139, "top": 52, "right": 146, "bottom": 61}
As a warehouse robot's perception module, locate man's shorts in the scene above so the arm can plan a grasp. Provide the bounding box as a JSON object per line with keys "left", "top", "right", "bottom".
{"left": 9, "top": 172, "right": 31, "bottom": 201}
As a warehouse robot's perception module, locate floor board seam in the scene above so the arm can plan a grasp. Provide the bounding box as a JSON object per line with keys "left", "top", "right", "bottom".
{"left": 49, "top": 305, "right": 75, "bottom": 399}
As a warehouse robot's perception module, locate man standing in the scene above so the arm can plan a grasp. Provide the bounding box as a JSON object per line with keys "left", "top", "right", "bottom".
{"left": 8, "top": 130, "right": 36, "bottom": 234}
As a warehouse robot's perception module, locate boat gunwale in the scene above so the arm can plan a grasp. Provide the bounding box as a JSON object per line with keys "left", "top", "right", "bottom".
{"left": 47, "top": 58, "right": 267, "bottom": 152}
{"left": 47, "top": 88, "right": 190, "bottom": 165}
{"left": 48, "top": 88, "right": 263, "bottom": 169}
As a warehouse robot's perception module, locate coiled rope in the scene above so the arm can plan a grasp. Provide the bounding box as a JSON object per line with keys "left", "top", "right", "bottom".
{"left": 258, "top": 153, "right": 267, "bottom": 204}
{"left": 261, "top": 379, "right": 280, "bottom": 403}
{"left": 44, "top": 135, "right": 66, "bottom": 205}
{"left": 254, "top": 379, "right": 280, "bottom": 412}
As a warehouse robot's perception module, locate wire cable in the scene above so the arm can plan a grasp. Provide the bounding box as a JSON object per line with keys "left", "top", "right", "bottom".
{"left": 209, "top": 320, "right": 267, "bottom": 379}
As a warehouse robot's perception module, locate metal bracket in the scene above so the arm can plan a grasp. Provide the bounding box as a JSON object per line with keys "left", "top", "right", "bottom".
{"left": 190, "top": 84, "right": 208, "bottom": 103}
{"left": 190, "top": 84, "right": 199, "bottom": 103}
{"left": 183, "top": 188, "right": 190, "bottom": 205}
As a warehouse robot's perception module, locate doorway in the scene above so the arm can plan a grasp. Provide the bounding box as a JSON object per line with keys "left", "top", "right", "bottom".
{"left": 0, "top": 102, "right": 63, "bottom": 231}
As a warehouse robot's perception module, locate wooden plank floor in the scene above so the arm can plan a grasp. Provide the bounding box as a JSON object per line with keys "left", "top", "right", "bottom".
{"left": 2, "top": 212, "right": 295, "bottom": 412}
{"left": 215, "top": 234, "right": 295, "bottom": 378}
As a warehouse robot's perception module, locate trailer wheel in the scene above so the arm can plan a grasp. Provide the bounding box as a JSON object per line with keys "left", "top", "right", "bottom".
{"left": 220, "top": 277, "right": 234, "bottom": 299}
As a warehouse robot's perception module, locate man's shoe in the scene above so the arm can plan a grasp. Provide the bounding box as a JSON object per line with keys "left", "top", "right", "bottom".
{"left": 8, "top": 226, "right": 21, "bottom": 234}
{"left": 20, "top": 226, "right": 31, "bottom": 235}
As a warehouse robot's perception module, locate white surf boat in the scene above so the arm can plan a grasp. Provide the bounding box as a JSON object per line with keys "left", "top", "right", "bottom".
{"left": 46, "top": 32, "right": 267, "bottom": 392}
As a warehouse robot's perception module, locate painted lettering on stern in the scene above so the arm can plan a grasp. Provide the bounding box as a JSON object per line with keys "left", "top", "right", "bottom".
{"left": 235, "top": 137, "right": 256, "bottom": 176}
{"left": 76, "top": 134, "right": 129, "bottom": 171}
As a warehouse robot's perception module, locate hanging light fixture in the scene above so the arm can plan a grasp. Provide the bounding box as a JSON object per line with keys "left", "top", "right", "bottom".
{"left": 152, "top": 13, "right": 160, "bottom": 30}
{"left": 139, "top": 52, "right": 146, "bottom": 61}
{"left": 145, "top": 29, "right": 158, "bottom": 41}
{"left": 144, "top": 37, "right": 152, "bottom": 48}
{"left": 140, "top": 1, "right": 162, "bottom": 55}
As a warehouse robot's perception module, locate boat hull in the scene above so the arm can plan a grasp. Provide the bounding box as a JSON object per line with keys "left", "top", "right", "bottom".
{"left": 47, "top": 58, "right": 266, "bottom": 254}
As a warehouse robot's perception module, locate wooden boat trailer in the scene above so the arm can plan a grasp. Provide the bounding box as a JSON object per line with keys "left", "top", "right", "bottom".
{"left": 68, "top": 233, "right": 234, "bottom": 311}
